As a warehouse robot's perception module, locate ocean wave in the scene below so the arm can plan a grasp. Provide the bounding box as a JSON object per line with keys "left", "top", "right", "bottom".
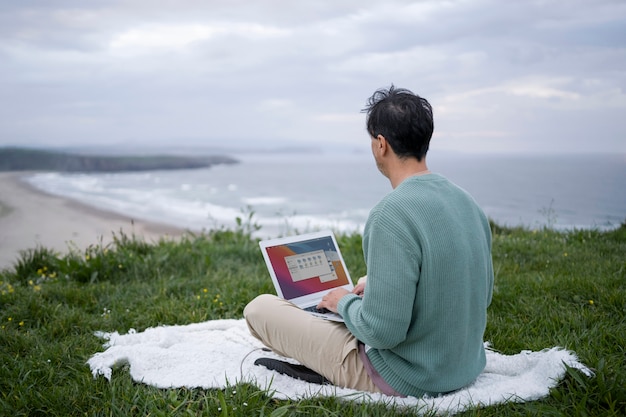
{"left": 241, "top": 196, "right": 287, "bottom": 206}
{"left": 22, "top": 153, "right": 626, "bottom": 233}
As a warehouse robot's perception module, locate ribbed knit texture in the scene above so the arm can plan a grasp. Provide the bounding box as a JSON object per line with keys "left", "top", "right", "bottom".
{"left": 338, "top": 173, "right": 494, "bottom": 397}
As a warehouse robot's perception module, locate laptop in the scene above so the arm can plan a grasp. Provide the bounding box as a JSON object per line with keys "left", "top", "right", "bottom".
{"left": 259, "top": 230, "right": 354, "bottom": 322}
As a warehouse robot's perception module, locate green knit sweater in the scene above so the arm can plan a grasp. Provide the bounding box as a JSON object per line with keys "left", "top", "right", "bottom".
{"left": 338, "top": 174, "right": 494, "bottom": 397}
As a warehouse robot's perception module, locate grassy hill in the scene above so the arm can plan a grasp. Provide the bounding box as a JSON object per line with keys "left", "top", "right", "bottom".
{"left": 0, "top": 223, "right": 625, "bottom": 416}
{"left": 0, "top": 147, "right": 237, "bottom": 172}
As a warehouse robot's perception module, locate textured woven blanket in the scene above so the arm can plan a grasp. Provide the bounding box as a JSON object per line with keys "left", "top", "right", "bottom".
{"left": 87, "top": 319, "right": 591, "bottom": 415}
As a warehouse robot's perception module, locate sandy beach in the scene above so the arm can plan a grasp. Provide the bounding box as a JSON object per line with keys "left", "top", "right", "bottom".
{"left": 0, "top": 172, "right": 186, "bottom": 271}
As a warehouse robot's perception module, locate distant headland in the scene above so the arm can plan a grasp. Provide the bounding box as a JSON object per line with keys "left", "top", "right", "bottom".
{"left": 0, "top": 147, "right": 238, "bottom": 173}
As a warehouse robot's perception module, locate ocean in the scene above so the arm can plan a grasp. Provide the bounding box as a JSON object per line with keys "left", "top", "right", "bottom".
{"left": 24, "top": 152, "right": 626, "bottom": 237}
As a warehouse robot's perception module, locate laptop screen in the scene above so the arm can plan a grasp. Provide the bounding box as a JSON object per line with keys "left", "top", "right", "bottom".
{"left": 262, "top": 233, "right": 351, "bottom": 300}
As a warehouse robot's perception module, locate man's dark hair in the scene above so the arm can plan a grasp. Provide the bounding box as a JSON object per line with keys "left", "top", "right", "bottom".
{"left": 363, "top": 85, "right": 434, "bottom": 161}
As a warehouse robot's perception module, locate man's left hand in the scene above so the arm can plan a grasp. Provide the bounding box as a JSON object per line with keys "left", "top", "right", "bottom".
{"left": 317, "top": 288, "right": 351, "bottom": 313}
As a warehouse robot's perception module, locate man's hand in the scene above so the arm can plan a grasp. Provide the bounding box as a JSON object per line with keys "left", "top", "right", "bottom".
{"left": 352, "top": 282, "right": 366, "bottom": 296}
{"left": 353, "top": 276, "right": 367, "bottom": 296}
{"left": 317, "top": 288, "right": 350, "bottom": 313}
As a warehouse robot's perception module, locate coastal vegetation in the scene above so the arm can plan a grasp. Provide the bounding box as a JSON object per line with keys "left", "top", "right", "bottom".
{"left": 0, "top": 221, "right": 624, "bottom": 416}
{"left": 0, "top": 147, "right": 237, "bottom": 172}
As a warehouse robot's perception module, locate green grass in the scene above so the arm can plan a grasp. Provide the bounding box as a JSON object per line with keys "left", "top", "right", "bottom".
{"left": 1, "top": 222, "right": 625, "bottom": 416}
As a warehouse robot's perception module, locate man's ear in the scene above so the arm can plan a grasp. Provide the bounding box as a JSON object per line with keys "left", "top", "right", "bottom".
{"left": 377, "top": 135, "right": 389, "bottom": 155}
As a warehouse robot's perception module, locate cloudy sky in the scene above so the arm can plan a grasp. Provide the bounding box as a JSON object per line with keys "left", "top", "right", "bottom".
{"left": 1, "top": 0, "right": 625, "bottom": 155}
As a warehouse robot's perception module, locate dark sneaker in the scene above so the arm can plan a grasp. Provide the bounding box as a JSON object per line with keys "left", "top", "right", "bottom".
{"left": 254, "top": 358, "right": 331, "bottom": 385}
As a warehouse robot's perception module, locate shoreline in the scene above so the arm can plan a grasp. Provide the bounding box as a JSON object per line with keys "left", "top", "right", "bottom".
{"left": 0, "top": 172, "right": 188, "bottom": 271}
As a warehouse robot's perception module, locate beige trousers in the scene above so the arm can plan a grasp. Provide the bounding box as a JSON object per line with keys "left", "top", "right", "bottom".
{"left": 244, "top": 294, "right": 382, "bottom": 393}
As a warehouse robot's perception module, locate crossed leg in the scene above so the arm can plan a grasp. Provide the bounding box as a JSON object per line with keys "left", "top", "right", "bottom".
{"left": 243, "top": 294, "right": 381, "bottom": 393}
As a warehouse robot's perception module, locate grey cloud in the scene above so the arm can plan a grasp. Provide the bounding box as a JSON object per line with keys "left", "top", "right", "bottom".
{"left": 0, "top": 0, "right": 624, "bottom": 153}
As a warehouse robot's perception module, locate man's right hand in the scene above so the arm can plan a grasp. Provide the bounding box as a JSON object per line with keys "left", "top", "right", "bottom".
{"left": 352, "top": 282, "right": 365, "bottom": 297}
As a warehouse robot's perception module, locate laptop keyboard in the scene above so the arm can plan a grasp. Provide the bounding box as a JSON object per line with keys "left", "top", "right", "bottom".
{"left": 303, "top": 306, "right": 332, "bottom": 314}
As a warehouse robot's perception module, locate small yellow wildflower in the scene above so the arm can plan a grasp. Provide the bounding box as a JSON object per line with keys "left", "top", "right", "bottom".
{"left": 19, "top": 321, "right": 24, "bottom": 326}
{"left": 563, "top": 252, "right": 568, "bottom": 257}
{"left": 203, "top": 288, "right": 208, "bottom": 293}
{"left": 29, "top": 280, "right": 34, "bottom": 286}
{"left": 85, "top": 255, "right": 91, "bottom": 261}
{"left": 589, "top": 300, "right": 594, "bottom": 305}
{"left": 33, "top": 285, "right": 42, "bottom": 292}
{"left": 7, "top": 317, "right": 12, "bottom": 322}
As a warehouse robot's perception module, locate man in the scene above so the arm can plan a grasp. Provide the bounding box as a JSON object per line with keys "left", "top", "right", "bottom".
{"left": 244, "top": 85, "right": 494, "bottom": 397}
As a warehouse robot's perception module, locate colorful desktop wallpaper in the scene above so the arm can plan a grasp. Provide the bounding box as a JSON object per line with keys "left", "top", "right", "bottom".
{"left": 265, "top": 236, "right": 350, "bottom": 300}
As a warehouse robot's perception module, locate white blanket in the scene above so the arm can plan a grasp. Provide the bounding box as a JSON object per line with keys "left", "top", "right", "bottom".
{"left": 87, "top": 319, "right": 591, "bottom": 415}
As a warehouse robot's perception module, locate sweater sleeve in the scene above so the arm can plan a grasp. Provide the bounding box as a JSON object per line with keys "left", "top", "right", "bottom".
{"left": 338, "top": 203, "right": 421, "bottom": 349}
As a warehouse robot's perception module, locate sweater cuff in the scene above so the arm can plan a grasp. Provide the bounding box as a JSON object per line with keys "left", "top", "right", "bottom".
{"left": 338, "top": 293, "right": 360, "bottom": 317}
